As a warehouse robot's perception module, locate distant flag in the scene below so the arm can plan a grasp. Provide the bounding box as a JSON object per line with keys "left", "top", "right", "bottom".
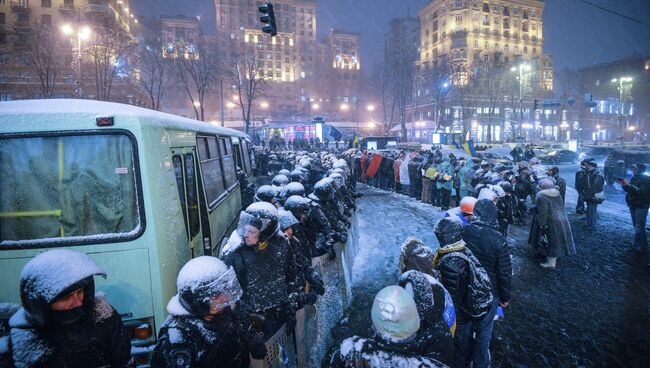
{"left": 329, "top": 126, "right": 342, "bottom": 141}
{"left": 462, "top": 139, "right": 477, "bottom": 156}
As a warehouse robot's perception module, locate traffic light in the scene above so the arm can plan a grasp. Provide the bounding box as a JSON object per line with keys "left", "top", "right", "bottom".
{"left": 533, "top": 99, "right": 539, "bottom": 110}
{"left": 259, "top": 3, "right": 277, "bottom": 37}
{"left": 584, "top": 93, "right": 597, "bottom": 108}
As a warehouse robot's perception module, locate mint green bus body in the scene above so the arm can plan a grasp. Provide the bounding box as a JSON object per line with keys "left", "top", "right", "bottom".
{"left": 0, "top": 100, "right": 252, "bottom": 357}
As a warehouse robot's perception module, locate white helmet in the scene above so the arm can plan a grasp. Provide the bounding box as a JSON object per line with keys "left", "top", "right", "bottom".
{"left": 371, "top": 286, "right": 420, "bottom": 342}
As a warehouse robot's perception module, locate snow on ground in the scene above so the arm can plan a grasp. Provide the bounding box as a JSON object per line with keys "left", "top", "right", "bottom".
{"left": 330, "top": 181, "right": 650, "bottom": 367}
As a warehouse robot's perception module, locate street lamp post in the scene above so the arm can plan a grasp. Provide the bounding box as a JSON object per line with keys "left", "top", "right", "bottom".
{"left": 611, "top": 77, "right": 633, "bottom": 140}
{"left": 511, "top": 62, "right": 531, "bottom": 140}
{"left": 61, "top": 24, "right": 91, "bottom": 98}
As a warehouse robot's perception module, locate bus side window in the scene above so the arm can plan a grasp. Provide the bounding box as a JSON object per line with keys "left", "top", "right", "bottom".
{"left": 172, "top": 155, "right": 189, "bottom": 240}
{"left": 184, "top": 154, "right": 200, "bottom": 239}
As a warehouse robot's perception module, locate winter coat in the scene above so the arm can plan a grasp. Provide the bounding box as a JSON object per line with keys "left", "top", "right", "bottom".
{"left": 553, "top": 174, "right": 567, "bottom": 203}
{"left": 0, "top": 296, "right": 132, "bottom": 368}
{"left": 400, "top": 156, "right": 412, "bottom": 185}
{"left": 304, "top": 204, "right": 336, "bottom": 255}
{"left": 437, "top": 161, "right": 455, "bottom": 191}
{"left": 623, "top": 174, "right": 650, "bottom": 209}
{"left": 223, "top": 234, "right": 297, "bottom": 315}
{"left": 462, "top": 200, "right": 512, "bottom": 304}
{"left": 575, "top": 169, "right": 586, "bottom": 193}
{"left": 458, "top": 163, "right": 472, "bottom": 197}
{"left": 529, "top": 188, "right": 576, "bottom": 257}
{"left": 150, "top": 302, "right": 257, "bottom": 368}
{"left": 496, "top": 195, "right": 515, "bottom": 227}
{"left": 431, "top": 241, "right": 472, "bottom": 321}
{"left": 330, "top": 336, "right": 449, "bottom": 368}
{"left": 583, "top": 168, "right": 605, "bottom": 202}
{"left": 398, "top": 271, "right": 455, "bottom": 366}
{"left": 393, "top": 158, "right": 403, "bottom": 182}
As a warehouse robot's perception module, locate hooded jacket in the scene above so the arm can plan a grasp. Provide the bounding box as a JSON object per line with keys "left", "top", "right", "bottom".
{"left": 397, "top": 271, "right": 454, "bottom": 366}
{"left": 150, "top": 300, "right": 257, "bottom": 368}
{"left": 462, "top": 200, "right": 512, "bottom": 303}
{"left": 0, "top": 250, "right": 131, "bottom": 368}
{"left": 330, "top": 335, "right": 449, "bottom": 368}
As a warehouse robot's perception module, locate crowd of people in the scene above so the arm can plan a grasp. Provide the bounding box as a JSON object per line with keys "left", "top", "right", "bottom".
{"left": 2, "top": 142, "right": 649, "bottom": 368}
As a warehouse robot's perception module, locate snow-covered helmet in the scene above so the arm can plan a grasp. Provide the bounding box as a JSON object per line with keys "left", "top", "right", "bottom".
{"left": 277, "top": 209, "right": 300, "bottom": 232}
{"left": 255, "top": 185, "right": 278, "bottom": 203}
{"left": 237, "top": 202, "right": 280, "bottom": 243}
{"left": 19, "top": 249, "right": 106, "bottom": 327}
{"left": 472, "top": 199, "right": 498, "bottom": 228}
{"left": 371, "top": 286, "right": 420, "bottom": 342}
{"left": 284, "top": 195, "right": 312, "bottom": 219}
{"left": 329, "top": 172, "right": 344, "bottom": 187}
{"left": 309, "top": 178, "right": 336, "bottom": 202}
{"left": 333, "top": 159, "right": 348, "bottom": 170}
{"left": 434, "top": 217, "right": 464, "bottom": 246}
{"left": 282, "top": 182, "right": 306, "bottom": 198}
{"left": 290, "top": 169, "right": 305, "bottom": 182}
{"left": 278, "top": 169, "right": 291, "bottom": 177}
{"left": 176, "top": 256, "right": 242, "bottom": 317}
{"left": 299, "top": 158, "right": 312, "bottom": 170}
{"left": 272, "top": 174, "right": 290, "bottom": 187}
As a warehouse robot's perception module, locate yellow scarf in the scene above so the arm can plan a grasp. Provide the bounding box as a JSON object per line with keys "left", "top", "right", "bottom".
{"left": 256, "top": 240, "right": 269, "bottom": 252}
{"left": 432, "top": 240, "right": 466, "bottom": 268}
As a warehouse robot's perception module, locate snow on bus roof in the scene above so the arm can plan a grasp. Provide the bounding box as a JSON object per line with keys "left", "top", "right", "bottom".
{"left": 0, "top": 99, "right": 249, "bottom": 139}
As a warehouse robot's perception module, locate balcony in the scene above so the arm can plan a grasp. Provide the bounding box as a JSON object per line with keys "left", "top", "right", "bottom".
{"left": 10, "top": 1, "right": 31, "bottom": 13}
{"left": 84, "top": 3, "right": 112, "bottom": 17}
{"left": 59, "top": 3, "right": 75, "bottom": 13}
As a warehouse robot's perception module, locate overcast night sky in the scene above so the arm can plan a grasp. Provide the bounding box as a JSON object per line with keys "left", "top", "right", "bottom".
{"left": 132, "top": 0, "right": 650, "bottom": 72}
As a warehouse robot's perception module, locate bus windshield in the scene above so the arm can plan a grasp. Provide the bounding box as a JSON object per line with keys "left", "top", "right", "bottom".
{"left": 1, "top": 133, "right": 141, "bottom": 246}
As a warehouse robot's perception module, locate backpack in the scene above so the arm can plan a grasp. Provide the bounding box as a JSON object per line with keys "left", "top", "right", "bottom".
{"left": 441, "top": 250, "right": 494, "bottom": 318}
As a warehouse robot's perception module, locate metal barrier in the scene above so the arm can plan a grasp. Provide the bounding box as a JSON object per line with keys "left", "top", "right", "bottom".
{"left": 259, "top": 210, "right": 360, "bottom": 368}
{"left": 250, "top": 323, "right": 296, "bottom": 368}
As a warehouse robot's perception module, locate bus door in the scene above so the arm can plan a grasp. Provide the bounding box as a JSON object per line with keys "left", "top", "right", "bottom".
{"left": 171, "top": 148, "right": 210, "bottom": 258}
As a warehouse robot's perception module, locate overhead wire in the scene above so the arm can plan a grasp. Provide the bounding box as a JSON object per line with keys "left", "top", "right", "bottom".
{"left": 575, "top": 0, "right": 650, "bottom": 28}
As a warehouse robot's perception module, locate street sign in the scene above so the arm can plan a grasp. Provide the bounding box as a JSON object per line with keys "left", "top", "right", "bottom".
{"left": 543, "top": 99, "right": 561, "bottom": 107}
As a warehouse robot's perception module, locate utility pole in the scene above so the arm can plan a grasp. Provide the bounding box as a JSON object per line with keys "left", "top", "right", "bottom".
{"left": 220, "top": 80, "right": 225, "bottom": 127}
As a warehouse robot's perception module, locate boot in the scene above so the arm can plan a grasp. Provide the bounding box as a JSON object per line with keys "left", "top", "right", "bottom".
{"left": 540, "top": 257, "right": 557, "bottom": 269}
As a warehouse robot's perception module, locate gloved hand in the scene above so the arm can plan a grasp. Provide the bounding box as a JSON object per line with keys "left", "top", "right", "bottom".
{"left": 301, "top": 293, "right": 318, "bottom": 306}
{"left": 249, "top": 313, "right": 266, "bottom": 332}
{"left": 248, "top": 332, "right": 267, "bottom": 359}
{"left": 306, "top": 269, "right": 325, "bottom": 296}
{"left": 328, "top": 246, "right": 336, "bottom": 261}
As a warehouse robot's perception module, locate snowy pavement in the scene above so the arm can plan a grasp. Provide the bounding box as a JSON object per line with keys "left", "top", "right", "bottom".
{"left": 329, "top": 183, "right": 650, "bottom": 367}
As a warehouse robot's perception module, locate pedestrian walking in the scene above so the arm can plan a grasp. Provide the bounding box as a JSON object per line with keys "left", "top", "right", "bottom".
{"left": 529, "top": 178, "right": 576, "bottom": 268}
{"left": 621, "top": 164, "right": 650, "bottom": 251}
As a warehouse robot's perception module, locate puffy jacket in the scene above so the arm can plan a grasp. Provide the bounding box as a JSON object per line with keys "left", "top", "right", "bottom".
{"left": 624, "top": 174, "right": 650, "bottom": 209}
{"left": 432, "top": 242, "right": 471, "bottom": 321}
{"left": 583, "top": 168, "right": 605, "bottom": 201}
{"left": 330, "top": 336, "right": 449, "bottom": 368}
{"left": 223, "top": 234, "right": 296, "bottom": 314}
{"left": 1, "top": 296, "right": 132, "bottom": 368}
{"left": 462, "top": 200, "right": 512, "bottom": 303}
{"left": 150, "top": 303, "right": 258, "bottom": 368}
{"left": 575, "top": 169, "right": 587, "bottom": 192}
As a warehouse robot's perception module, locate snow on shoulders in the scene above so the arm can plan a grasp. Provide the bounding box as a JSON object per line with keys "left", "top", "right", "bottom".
{"left": 340, "top": 336, "right": 367, "bottom": 357}
{"left": 93, "top": 292, "right": 115, "bottom": 322}
{"left": 167, "top": 295, "right": 191, "bottom": 316}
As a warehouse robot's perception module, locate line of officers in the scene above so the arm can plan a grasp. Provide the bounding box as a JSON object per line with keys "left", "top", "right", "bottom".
{"left": 0, "top": 151, "right": 358, "bottom": 368}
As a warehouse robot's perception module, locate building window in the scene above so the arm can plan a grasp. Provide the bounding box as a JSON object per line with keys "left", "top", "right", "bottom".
{"left": 483, "top": 3, "right": 489, "bottom": 12}
{"left": 41, "top": 0, "right": 51, "bottom": 7}
{"left": 532, "top": 47, "right": 537, "bottom": 55}
{"left": 473, "top": 40, "right": 478, "bottom": 49}
{"left": 524, "top": 46, "right": 528, "bottom": 54}
{"left": 482, "top": 15, "right": 489, "bottom": 25}
{"left": 455, "top": 0, "right": 463, "bottom": 8}
{"left": 456, "top": 15, "right": 462, "bottom": 22}
{"left": 504, "top": 44, "right": 509, "bottom": 52}
{"left": 484, "top": 42, "right": 488, "bottom": 49}
{"left": 483, "top": 54, "right": 489, "bottom": 62}
{"left": 41, "top": 14, "right": 51, "bottom": 27}
{"left": 503, "top": 6, "right": 510, "bottom": 16}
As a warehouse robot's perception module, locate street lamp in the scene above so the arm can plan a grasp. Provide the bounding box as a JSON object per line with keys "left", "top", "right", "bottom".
{"left": 61, "top": 24, "right": 91, "bottom": 98}
{"left": 611, "top": 77, "right": 633, "bottom": 139}
{"left": 366, "top": 104, "right": 375, "bottom": 112}
{"left": 340, "top": 103, "right": 349, "bottom": 111}
{"left": 511, "top": 62, "right": 531, "bottom": 138}
{"left": 260, "top": 101, "right": 269, "bottom": 109}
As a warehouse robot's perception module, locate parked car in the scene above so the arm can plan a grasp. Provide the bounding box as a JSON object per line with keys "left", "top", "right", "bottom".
{"left": 476, "top": 151, "right": 515, "bottom": 170}
{"left": 539, "top": 150, "right": 579, "bottom": 164}
{"left": 604, "top": 149, "right": 650, "bottom": 185}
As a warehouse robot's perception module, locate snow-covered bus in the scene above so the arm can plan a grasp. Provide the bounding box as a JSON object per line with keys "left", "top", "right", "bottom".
{"left": 0, "top": 99, "right": 253, "bottom": 364}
